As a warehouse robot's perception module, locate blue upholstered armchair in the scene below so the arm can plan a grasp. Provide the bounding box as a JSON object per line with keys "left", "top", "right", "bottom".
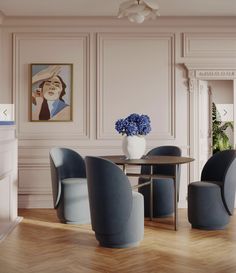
{"left": 85, "top": 156, "right": 144, "bottom": 248}
{"left": 49, "top": 147, "right": 90, "bottom": 224}
{"left": 188, "top": 150, "right": 236, "bottom": 229}
{"left": 138, "top": 146, "right": 181, "bottom": 218}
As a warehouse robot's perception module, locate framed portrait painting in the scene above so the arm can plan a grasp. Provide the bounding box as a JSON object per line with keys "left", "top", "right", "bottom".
{"left": 31, "top": 63, "right": 73, "bottom": 121}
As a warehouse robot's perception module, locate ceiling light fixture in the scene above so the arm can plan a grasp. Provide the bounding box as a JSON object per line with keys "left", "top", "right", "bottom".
{"left": 118, "top": 0, "right": 160, "bottom": 24}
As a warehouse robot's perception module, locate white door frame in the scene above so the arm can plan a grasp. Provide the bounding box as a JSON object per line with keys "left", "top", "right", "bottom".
{"left": 198, "top": 80, "right": 212, "bottom": 173}
{"left": 184, "top": 63, "right": 236, "bottom": 181}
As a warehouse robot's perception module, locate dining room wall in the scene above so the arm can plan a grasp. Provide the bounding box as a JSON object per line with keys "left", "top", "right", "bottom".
{"left": 0, "top": 15, "right": 235, "bottom": 208}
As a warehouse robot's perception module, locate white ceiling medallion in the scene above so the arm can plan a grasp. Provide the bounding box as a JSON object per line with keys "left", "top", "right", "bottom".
{"left": 118, "top": 0, "right": 160, "bottom": 24}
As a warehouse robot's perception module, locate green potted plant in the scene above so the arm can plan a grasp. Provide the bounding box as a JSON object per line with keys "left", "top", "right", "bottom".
{"left": 212, "top": 102, "right": 234, "bottom": 154}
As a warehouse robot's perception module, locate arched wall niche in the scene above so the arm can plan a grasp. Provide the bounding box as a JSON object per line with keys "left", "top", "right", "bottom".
{"left": 184, "top": 63, "right": 236, "bottom": 181}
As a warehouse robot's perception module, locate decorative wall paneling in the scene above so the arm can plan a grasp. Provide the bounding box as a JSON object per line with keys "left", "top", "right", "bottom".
{"left": 13, "top": 32, "right": 90, "bottom": 140}
{"left": 97, "top": 32, "right": 175, "bottom": 140}
{"left": 183, "top": 32, "right": 236, "bottom": 58}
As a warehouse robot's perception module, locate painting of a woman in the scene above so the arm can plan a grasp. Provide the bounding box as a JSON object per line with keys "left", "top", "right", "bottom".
{"left": 31, "top": 64, "right": 72, "bottom": 121}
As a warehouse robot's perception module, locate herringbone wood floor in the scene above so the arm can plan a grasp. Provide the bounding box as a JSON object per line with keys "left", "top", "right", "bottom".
{"left": 0, "top": 209, "right": 236, "bottom": 273}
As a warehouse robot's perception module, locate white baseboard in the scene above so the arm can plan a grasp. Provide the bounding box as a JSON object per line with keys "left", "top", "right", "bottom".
{"left": 0, "top": 217, "right": 22, "bottom": 243}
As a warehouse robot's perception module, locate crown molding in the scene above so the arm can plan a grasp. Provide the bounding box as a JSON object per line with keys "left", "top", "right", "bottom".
{"left": 184, "top": 62, "right": 236, "bottom": 71}
{"left": 0, "top": 15, "right": 235, "bottom": 28}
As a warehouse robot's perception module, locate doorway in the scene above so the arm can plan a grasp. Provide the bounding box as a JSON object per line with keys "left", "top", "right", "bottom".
{"left": 198, "top": 80, "right": 234, "bottom": 173}
{"left": 184, "top": 63, "right": 236, "bottom": 180}
{"left": 210, "top": 80, "right": 234, "bottom": 152}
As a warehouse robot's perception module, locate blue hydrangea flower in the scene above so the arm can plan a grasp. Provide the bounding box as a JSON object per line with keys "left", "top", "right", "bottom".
{"left": 125, "top": 122, "right": 139, "bottom": 136}
{"left": 115, "top": 113, "right": 151, "bottom": 136}
{"left": 115, "top": 119, "right": 125, "bottom": 134}
{"left": 127, "top": 113, "right": 140, "bottom": 123}
{"left": 138, "top": 115, "right": 151, "bottom": 135}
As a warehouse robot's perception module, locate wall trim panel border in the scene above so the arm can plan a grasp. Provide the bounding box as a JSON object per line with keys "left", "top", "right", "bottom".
{"left": 96, "top": 32, "right": 176, "bottom": 140}
{"left": 13, "top": 32, "right": 90, "bottom": 140}
{"left": 183, "top": 32, "right": 236, "bottom": 58}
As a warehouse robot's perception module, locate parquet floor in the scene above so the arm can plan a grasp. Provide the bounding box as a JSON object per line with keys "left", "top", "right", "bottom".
{"left": 0, "top": 209, "right": 236, "bottom": 273}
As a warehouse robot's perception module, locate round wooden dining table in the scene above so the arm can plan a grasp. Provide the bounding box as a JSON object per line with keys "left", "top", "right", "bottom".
{"left": 101, "top": 155, "right": 194, "bottom": 230}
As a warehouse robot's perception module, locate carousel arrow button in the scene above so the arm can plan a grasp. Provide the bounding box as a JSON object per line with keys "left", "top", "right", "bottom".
{"left": 0, "top": 104, "right": 14, "bottom": 121}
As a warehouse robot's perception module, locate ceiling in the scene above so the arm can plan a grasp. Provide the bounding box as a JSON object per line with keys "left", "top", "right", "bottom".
{"left": 0, "top": 0, "right": 235, "bottom": 17}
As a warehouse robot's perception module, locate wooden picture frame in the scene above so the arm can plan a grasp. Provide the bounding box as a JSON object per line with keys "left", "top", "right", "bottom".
{"left": 31, "top": 63, "right": 73, "bottom": 121}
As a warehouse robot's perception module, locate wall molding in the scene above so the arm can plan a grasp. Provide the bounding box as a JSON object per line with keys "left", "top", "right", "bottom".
{"left": 18, "top": 194, "right": 53, "bottom": 208}
{"left": 195, "top": 70, "right": 236, "bottom": 79}
{"left": 97, "top": 32, "right": 176, "bottom": 140}
{"left": 2, "top": 16, "right": 236, "bottom": 28}
{"left": 13, "top": 32, "right": 90, "bottom": 140}
{"left": 183, "top": 32, "right": 236, "bottom": 58}
{"left": 0, "top": 10, "right": 5, "bottom": 25}
{"left": 18, "top": 189, "right": 51, "bottom": 195}
{"left": 185, "top": 63, "right": 236, "bottom": 81}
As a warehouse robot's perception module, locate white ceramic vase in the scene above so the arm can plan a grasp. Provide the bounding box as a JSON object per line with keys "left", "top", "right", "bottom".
{"left": 122, "top": 135, "right": 146, "bottom": 159}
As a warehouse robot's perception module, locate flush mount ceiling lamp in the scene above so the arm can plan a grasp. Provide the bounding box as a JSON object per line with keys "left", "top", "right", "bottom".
{"left": 118, "top": 0, "right": 160, "bottom": 24}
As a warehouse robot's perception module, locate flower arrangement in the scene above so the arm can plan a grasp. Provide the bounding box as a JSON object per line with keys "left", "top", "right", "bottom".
{"left": 115, "top": 113, "right": 151, "bottom": 136}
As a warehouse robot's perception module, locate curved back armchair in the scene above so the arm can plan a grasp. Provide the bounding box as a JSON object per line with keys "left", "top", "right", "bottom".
{"left": 188, "top": 149, "right": 236, "bottom": 229}
{"left": 201, "top": 149, "right": 236, "bottom": 215}
{"left": 49, "top": 147, "right": 90, "bottom": 224}
{"left": 85, "top": 156, "right": 144, "bottom": 248}
{"left": 139, "top": 146, "right": 181, "bottom": 217}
